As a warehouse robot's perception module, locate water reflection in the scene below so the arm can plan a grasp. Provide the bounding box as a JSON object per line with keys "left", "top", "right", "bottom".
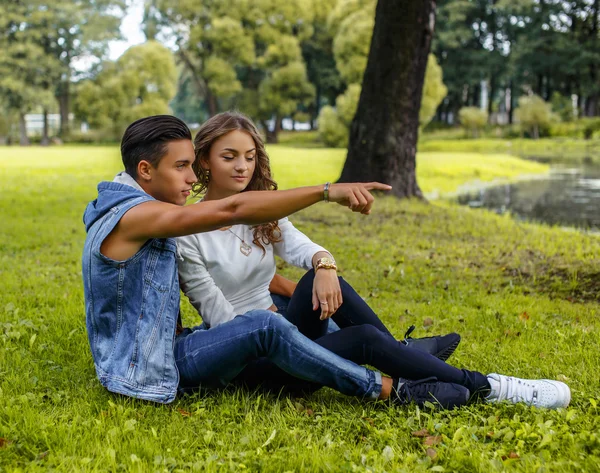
{"left": 457, "top": 166, "right": 600, "bottom": 231}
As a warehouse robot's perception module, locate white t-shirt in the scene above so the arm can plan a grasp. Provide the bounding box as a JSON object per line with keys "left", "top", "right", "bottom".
{"left": 177, "top": 217, "right": 327, "bottom": 328}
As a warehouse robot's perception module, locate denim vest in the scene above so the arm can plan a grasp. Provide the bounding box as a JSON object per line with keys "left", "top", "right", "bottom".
{"left": 82, "top": 182, "right": 180, "bottom": 403}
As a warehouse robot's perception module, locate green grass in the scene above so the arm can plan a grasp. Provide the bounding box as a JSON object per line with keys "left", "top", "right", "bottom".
{"left": 418, "top": 138, "right": 600, "bottom": 165}
{"left": 1, "top": 146, "right": 599, "bottom": 472}
{"left": 267, "top": 147, "right": 549, "bottom": 195}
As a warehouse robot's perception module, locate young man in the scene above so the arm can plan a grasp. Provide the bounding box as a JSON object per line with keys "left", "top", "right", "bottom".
{"left": 81, "top": 115, "right": 472, "bottom": 408}
{"left": 82, "top": 115, "right": 570, "bottom": 410}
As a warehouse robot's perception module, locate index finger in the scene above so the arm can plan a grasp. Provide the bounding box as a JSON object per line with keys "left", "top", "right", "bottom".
{"left": 363, "top": 182, "right": 392, "bottom": 191}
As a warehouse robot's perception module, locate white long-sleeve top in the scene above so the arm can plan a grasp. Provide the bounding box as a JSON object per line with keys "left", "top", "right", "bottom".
{"left": 177, "top": 217, "right": 327, "bottom": 328}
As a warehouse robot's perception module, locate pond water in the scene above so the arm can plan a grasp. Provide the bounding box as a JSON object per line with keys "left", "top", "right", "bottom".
{"left": 456, "top": 166, "right": 600, "bottom": 232}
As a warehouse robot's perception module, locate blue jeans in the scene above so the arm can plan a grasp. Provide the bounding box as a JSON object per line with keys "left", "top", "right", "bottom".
{"left": 174, "top": 310, "right": 382, "bottom": 399}
{"left": 272, "top": 270, "right": 490, "bottom": 396}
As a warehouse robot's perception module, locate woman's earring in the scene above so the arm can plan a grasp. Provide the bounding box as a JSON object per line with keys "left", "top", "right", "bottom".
{"left": 205, "top": 169, "right": 210, "bottom": 181}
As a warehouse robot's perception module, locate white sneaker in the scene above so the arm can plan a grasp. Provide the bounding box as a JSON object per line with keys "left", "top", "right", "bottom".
{"left": 486, "top": 373, "right": 571, "bottom": 409}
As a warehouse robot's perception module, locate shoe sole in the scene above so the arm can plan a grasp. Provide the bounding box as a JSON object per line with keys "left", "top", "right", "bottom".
{"left": 434, "top": 335, "right": 461, "bottom": 362}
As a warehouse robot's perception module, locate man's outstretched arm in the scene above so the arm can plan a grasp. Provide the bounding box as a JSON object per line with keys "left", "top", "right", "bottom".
{"left": 129, "top": 182, "right": 391, "bottom": 239}
{"left": 102, "top": 183, "right": 391, "bottom": 260}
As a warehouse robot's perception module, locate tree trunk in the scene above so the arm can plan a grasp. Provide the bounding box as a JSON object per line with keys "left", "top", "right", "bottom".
{"left": 41, "top": 109, "right": 50, "bottom": 146}
{"left": 19, "top": 113, "right": 29, "bottom": 146}
{"left": 207, "top": 90, "right": 218, "bottom": 117}
{"left": 58, "top": 80, "right": 70, "bottom": 137}
{"left": 338, "top": 0, "right": 436, "bottom": 199}
{"left": 508, "top": 80, "right": 514, "bottom": 124}
{"left": 488, "top": 75, "right": 496, "bottom": 123}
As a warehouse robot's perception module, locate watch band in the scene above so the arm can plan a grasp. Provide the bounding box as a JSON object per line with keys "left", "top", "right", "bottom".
{"left": 323, "top": 182, "right": 331, "bottom": 202}
{"left": 315, "top": 257, "right": 337, "bottom": 272}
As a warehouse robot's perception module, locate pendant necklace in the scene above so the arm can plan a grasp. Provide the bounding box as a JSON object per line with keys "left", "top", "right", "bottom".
{"left": 228, "top": 228, "right": 252, "bottom": 256}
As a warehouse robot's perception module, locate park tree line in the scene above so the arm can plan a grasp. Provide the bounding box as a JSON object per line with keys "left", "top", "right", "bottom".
{"left": 434, "top": 0, "right": 600, "bottom": 124}
{"left": 0, "top": 0, "right": 599, "bottom": 145}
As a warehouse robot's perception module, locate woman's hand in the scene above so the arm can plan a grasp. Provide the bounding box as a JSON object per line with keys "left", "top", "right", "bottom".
{"left": 312, "top": 269, "right": 343, "bottom": 320}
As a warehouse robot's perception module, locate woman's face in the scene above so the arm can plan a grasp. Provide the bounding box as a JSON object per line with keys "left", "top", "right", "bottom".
{"left": 204, "top": 130, "right": 257, "bottom": 196}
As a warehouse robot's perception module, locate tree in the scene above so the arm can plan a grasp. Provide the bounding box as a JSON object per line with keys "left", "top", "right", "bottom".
{"left": 318, "top": 55, "right": 446, "bottom": 147}
{"left": 301, "top": 0, "right": 342, "bottom": 128}
{"left": 74, "top": 41, "right": 177, "bottom": 139}
{"left": 0, "top": 0, "right": 60, "bottom": 145}
{"left": 41, "top": 0, "right": 125, "bottom": 136}
{"left": 151, "top": 0, "right": 318, "bottom": 141}
{"left": 338, "top": 0, "right": 436, "bottom": 198}
{"left": 318, "top": 0, "right": 446, "bottom": 147}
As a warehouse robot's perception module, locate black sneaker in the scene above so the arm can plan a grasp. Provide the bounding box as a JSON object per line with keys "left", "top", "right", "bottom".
{"left": 402, "top": 325, "right": 461, "bottom": 362}
{"left": 392, "top": 377, "right": 470, "bottom": 409}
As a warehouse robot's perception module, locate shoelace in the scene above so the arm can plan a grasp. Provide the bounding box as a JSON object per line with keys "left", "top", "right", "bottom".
{"left": 397, "top": 377, "right": 438, "bottom": 404}
{"left": 404, "top": 325, "right": 416, "bottom": 339}
{"left": 402, "top": 325, "right": 416, "bottom": 345}
{"left": 502, "top": 376, "right": 537, "bottom": 404}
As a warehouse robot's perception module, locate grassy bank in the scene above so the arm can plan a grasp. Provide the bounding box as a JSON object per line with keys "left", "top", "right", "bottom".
{"left": 276, "top": 131, "right": 600, "bottom": 165}
{"left": 265, "top": 146, "right": 548, "bottom": 196}
{"left": 418, "top": 138, "right": 600, "bottom": 165}
{"left": 1, "top": 147, "right": 598, "bottom": 472}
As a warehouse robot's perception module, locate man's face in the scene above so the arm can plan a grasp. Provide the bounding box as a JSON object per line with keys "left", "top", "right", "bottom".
{"left": 143, "top": 139, "right": 197, "bottom": 206}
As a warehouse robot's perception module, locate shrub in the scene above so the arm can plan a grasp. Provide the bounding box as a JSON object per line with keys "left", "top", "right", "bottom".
{"left": 515, "top": 95, "right": 557, "bottom": 139}
{"left": 458, "top": 107, "right": 488, "bottom": 138}
{"left": 317, "top": 106, "right": 348, "bottom": 148}
{"left": 550, "top": 92, "right": 575, "bottom": 122}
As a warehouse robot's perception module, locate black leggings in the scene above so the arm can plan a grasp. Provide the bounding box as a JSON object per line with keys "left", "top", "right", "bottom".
{"left": 234, "top": 270, "right": 490, "bottom": 396}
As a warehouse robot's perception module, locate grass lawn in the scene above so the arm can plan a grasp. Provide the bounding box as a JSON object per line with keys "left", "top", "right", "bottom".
{"left": 1, "top": 146, "right": 599, "bottom": 472}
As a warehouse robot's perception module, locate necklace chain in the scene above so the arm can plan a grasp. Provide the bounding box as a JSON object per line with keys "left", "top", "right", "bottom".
{"left": 227, "top": 228, "right": 252, "bottom": 256}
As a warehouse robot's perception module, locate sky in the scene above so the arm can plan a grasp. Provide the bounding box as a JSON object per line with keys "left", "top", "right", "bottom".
{"left": 108, "top": 0, "right": 146, "bottom": 60}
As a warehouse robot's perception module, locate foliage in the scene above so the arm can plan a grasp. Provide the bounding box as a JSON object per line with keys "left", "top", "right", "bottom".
{"left": 420, "top": 54, "right": 448, "bottom": 127}
{"left": 550, "top": 92, "right": 575, "bottom": 123}
{"left": 318, "top": 52, "right": 447, "bottom": 147}
{"left": 152, "top": 0, "right": 318, "bottom": 141}
{"left": 458, "top": 107, "right": 489, "bottom": 138}
{"left": 73, "top": 41, "right": 177, "bottom": 139}
{"left": 433, "top": 0, "right": 600, "bottom": 125}
{"left": 1, "top": 147, "right": 600, "bottom": 471}
{"left": 317, "top": 84, "right": 360, "bottom": 147}
{"left": 317, "top": 105, "right": 350, "bottom": 148}
{"left": 515, "top": 95, "right": 557, "bottom": 139}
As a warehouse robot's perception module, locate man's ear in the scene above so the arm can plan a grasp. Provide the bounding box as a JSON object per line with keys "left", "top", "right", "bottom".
{"left": 200, "top": 158, "right": 210, "bottom": 171}
{"left": 137, "top": 160, "right": 153, "bottom": 181}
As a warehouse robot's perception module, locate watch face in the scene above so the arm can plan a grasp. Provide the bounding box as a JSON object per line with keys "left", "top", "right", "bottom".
{"left": 319, "top": 257, "right": 335, "bottom": 265}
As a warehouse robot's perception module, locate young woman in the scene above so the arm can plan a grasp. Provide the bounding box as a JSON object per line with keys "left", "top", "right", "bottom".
{"left": 176, "top": 111, "right": 571, "bottom": 409}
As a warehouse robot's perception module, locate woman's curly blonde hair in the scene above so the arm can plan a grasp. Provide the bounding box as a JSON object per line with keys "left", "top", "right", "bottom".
{"left": 192, "top": 111, "right": 281, "bottom": 253}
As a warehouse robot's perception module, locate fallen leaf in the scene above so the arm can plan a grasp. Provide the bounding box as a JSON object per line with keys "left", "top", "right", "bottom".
{"left": 424, "top": 436, "right": 442, "bottom": 446}
{"left": 362, "top": 417, "right": 374, "bottom": 427}
{"left": 37, "top": 451, "right": 49, "bottom": 460}
{"left": 518, "top": 312, "right": 530, "bottom": 321}
{"left": 501, "top": 452, "right": 520, "bottom": 460}
{"left": 503, "top": 329, "right": 521, "bottom": 337}
{"left": 486, "top": 431, "right": 495, "bottom": 438}
{"left": 426, "top": 448, "right": 438, "bottom": 460}
{"left": 177, "top": 409, "right": 191, "bottom": 417}
{"left": 305, "top": 408, "right": 314, "bottom": 417}
{"left": 0, "top": 438, "right": 11, "bottom": 448}
{"left": 423, "top": 317, "right": 434, "bottom": 327}
{"left": 412, "top": 428, "right": 429, "bottom": 437}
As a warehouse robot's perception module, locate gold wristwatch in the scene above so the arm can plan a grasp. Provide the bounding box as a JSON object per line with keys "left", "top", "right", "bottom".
{"left": 315, "top": 256, "right": 337, "bottom": 272}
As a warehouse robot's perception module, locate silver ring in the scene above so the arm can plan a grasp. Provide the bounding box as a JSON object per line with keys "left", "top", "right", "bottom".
{"left": 320, "top": 301, "right": 328, "bottom": 305}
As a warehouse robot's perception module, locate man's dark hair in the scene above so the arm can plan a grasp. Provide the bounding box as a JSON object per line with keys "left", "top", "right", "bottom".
{"left": 121, "top": 115, "right": 192, "bottom": 178}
